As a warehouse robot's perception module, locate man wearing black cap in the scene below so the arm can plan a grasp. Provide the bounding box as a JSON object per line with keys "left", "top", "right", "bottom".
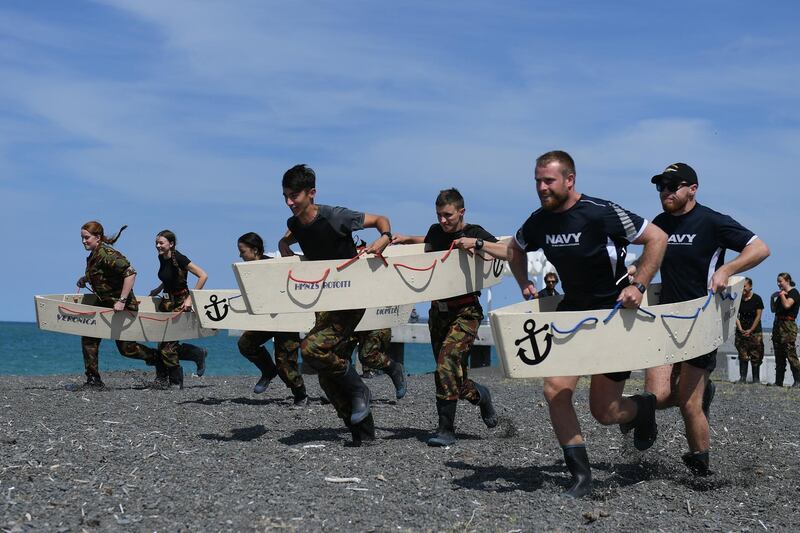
{"left": 644, "top": 162, "right": 770, "bottom": 476}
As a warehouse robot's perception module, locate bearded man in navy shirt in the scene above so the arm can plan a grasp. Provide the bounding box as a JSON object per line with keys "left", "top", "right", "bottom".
{"left": 473, "top": 150, "right": 667, "bottom": 498}
{"left": 645, "top": 163, "right": 769, "bottom": 476}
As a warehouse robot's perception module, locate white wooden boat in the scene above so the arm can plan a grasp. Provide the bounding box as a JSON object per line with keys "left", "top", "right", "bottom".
{"left": 233, "top": 239, "right": 510, "bottom": 314}
{"left": 489, "top": 276, "right": 744, "bottom": 378}
{"left": 34, "top": 294, "right": 217, "bottom": 342}
{"left": 191, "top": 289, "right": 414, "bottom": 331}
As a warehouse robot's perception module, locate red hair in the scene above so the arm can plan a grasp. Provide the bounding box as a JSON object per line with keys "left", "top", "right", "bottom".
{"left": 81, "top": 221, "right": 128, "bottom": 245}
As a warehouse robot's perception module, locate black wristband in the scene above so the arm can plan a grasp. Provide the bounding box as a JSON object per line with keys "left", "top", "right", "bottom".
{"left": 475, "top": 238, "right": 484, "bottom": 250}
{"left": 381, "top": 231, "right": 392, "bottom": 241}
{"left": 634, "top": 282, "right": 646, "bottom": 294}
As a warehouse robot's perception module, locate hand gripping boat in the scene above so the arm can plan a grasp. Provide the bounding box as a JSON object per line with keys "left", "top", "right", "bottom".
{"left": 489, "top": 276, "right": 744, "bottom": 378}
{"left": 233, "top": 239, "right": 510, "bottom": 314}
{"left": 34, "top": 294, "right": 217, "bottom": 342}
{"left": 191, "top": 289, "right": 415, "bottom": 332}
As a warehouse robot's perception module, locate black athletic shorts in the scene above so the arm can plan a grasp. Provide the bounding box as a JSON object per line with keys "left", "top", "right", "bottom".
{"left": 556, "top": 297, "right": 631, "bottom": 382}
{"left": 681, "top": 349, "right": 717, "bottom": 373}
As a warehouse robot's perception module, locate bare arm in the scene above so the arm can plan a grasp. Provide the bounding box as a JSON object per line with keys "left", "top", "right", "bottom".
{"left": 362, "top": 213, "right": 391, "bottom": 255}
{"left": 186, "top": 262, "right": 208, "bottom": 290}
{"left": 779, "top": 291, "right": 796, "bottom": 309}
{"left": 452, "top": 237, "right": 510, "bottom": 260}
{"left": 748, "top": 308, "right": 763, "bottom": 335}
{"left": 508, "top": 240, "right": 536, "bottom": 300}
{"left": 709, "top": 238, "right": 771, "bottom": 294}
{"left": 278, "top": 229, "right": 297, "bottom": 257}
{"left": 391, "top": 234, "right": 425, "bottom": 245}
{"left": 617, "top": 223, "right": 667, "bottom": 308}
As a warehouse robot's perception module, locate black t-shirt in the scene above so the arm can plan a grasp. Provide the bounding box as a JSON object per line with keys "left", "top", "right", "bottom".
{"left": 288, "top": 204, "right": 365, "bottom": 261}
{"left": 653, "top": 203, "right": 755, "bottom": 305}
{"left": 158, "top": 250, "right": 191, "bottom": 294}
{"left": 424, "top": 223, "right": 498, "bottom": 252}
{"left": 424, "top": 223, "right": 498, "bottom": 300}
{"left": 515, "top": 194, "right": 646, "bottom": 309}
{"left": 772, "top": 288, "right": 800, "bottom": 320}
{"left": 738, "top": 293, "right": 764, "bottom": 332}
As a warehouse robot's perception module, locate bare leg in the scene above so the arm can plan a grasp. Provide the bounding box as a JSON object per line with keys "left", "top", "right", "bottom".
{"left": 543, "top": 376, "right": 581, "bottom": 445}
{"left": 645, "top": 364, "right": 678, "bottom": 409}
{"left": 677, "top": 364, "right": 709, "bottom": 452}
{"left": 589, "top": 375, "right": 636, "bottom": 425}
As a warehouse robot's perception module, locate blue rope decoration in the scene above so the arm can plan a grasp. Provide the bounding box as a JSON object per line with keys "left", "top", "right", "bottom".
{"left": 228, "top": 294, "right": 243, "bottom": 300}
{"left": 602, "top": 302, "right": 623, "bottom": 324}
{"left": 661, "top": 290, "right": 738, "bottom": 320}
{"left": 550, "top": 317, "right": 599, "bottom": 335}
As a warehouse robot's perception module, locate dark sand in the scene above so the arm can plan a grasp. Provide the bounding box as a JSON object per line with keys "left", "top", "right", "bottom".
{"left": 1, "top": 369, "right": 799, "bottom": 532}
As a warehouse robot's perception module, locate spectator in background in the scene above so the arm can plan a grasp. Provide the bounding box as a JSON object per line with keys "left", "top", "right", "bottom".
{"left": 538, "top": 272, "right": 560, "bottom": 297}
{"left": 735, "top": 277, "right": 764, "bottom": 384}
{"left": 770, "top": 272, "right": 800, "bottom": 387}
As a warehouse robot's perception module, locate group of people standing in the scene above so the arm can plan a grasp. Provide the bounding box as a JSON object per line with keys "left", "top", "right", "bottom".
{"left": 734, "top": 273, "right": 800, "bottom": 387}
{"left": 75, "top": 150, "right": 772, "bottom": 498}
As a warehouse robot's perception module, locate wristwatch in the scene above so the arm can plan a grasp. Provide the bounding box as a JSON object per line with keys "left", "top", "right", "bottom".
{"left": 475, "top": 238, "right": 484, "bottom": 250}
{"left": 634, "top": 282, "right": 647, "bottom": 294}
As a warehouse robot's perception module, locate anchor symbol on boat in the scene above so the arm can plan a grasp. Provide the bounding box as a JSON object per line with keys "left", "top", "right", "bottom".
{"left": 492, "top": 259, "right": 505, "bottom": 278}
{"left": 514, "top": 319, "right": 553, "bottom": 366}
{"left": 204, "top": 294, "right": 229, "bottom": 322}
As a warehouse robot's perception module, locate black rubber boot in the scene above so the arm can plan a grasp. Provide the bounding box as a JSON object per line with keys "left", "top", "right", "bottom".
{"left": 168, "top": 365, "right": 184, "bottom": 390}
{"left": 346, "top": 413, "right": 376, "bottom": 447}
{"left": 291, "top": 385, "right": 309, "bottom": 407}
{"left": 563, "top": 445, "right": 592, "bottom": 498}
{"left": 252, "top": 349, "right": 279, "bottom": 394}
{"left": 629, "top": 392, "right": 658, "bottom": 451}
{"left": 427, "top": 399, "right": 457, "bottom": 447}
{"left": 149, "top": 358, "right": 170, "bottom": 388}
{"left": 338, "top": 363, "right": 372, "bottom": 425}
{"left": 751, "top": 364, "right": 760, "bottom": 384}
{"left": 702, "top": 380, "right": 715, "bottom": 420}
{"left": 179, "top": 344, "right": 208, "bottom": 377}
{"left": 386, "top": 361, "right": 407, "bottom": 399}
{"left": 791, "top": 367, "right": 800, "bottom": 388}
{"left": 775, "top": 366, "right": 785, "bottom": 387}
{"left": 682, "top": 450, "right": 711, "bottom": 476}
{"left": 474, "top": 382, "right": 498, "bottom": 428}
{"left": 738, "top": 361, "right": 748, "bottom": 383}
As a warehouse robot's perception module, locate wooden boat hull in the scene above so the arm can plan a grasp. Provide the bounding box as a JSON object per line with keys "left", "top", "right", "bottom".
{"left": 233, "top": 239, "right": 509, "bottom": 314}
{"left": 489, "top": 277, "right": 744, "bottom": 378}
{"left": 34, "top": 294, "right": 218, "bottom": 342}
{"left": 191, "top": 289, "right": 414, "bottom": 332}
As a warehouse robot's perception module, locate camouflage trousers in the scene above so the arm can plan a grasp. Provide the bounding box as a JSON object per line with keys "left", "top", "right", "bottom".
{"left": 429, "top": 303, "right": 483, "bottom": 402}
{"left": 238, "top": 330, "right": 303, "bottom": 389}
{"left": 302, "top": 309, "right": 366, "bottom": 420}
{"left": 81, "top": 337, "right": 158, "bottom": 380}
{"left": 735, "top": 331, "right": 765, "bottom": 364}
{"left": 337, "top": 329, "right": 393, "bottom": 373}
{"left": 772, "top": 320, "right": 800, "bottom": 372}
{"left": 80, "top": 298, "right": 158, "bottom": 379}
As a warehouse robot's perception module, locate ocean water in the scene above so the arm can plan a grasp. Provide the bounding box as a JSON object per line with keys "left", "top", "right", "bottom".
{"left": 0, "top": 322, "right": 497, "bottom": 377}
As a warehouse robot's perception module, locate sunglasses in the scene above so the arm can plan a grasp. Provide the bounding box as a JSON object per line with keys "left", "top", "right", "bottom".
{"left": 655, "top": 181, "right": 689, "bottom": 193}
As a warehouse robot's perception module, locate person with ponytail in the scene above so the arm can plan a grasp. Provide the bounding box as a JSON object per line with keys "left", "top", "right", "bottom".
{"left": 148, "top": 229, "right": 209, "bottom": 389}
{"left": 236, "top": 232, "right": 308, "bottom": 405}
{"left": 770, "top": 272, "right": 800, "bottom": 387}
{"left": 75, "top": 221, "right": 159, "bottom": 389}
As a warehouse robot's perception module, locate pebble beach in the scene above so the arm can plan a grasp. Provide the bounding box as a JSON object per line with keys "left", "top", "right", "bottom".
{"left": 2, "top": 368, "right": 799, "bottom": 532}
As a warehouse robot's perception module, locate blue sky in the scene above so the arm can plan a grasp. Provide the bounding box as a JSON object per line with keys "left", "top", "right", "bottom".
{"left": 1, "top": 1, "right": 798, "bottom": 323}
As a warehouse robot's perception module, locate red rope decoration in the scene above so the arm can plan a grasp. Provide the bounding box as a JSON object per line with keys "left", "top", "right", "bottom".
{"left": 336, "top": 249, "right": 367, "bottom": 271}
{"left": 58, "top": 305, "right": 114, "bottom": 316}
{"left": 439, "top": 241, "right": 457, "bottom": 263}
{"left": 288, "top": 268, "right": 331, "bottom": 284}
{"left": 393, "top": 259, "right": 437, "bottom": 272}
{"left": 139, "top": 310, "right": 184, "bottom": 322}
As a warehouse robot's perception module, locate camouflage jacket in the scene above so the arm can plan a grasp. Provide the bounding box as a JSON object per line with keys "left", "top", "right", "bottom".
{"left": 85, "top": 244, "right": 137, "bottom": 304}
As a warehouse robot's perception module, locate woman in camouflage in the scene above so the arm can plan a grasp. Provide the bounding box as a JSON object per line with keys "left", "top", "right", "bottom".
{"left": 148, "top": 230, "right": 209, "bottom": 389}
{"left": 770, "top": 272, "right": 800, "bottom": 387}
{"left": 235, "top": 232, "right": 308, "bottom": 404}
{"left": 75, "top": 221, "right": 159, "bottom": 389}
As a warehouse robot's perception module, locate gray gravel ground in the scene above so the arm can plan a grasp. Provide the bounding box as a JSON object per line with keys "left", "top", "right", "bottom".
{"left": 1, "top": 369, "right": 799, "bottom": 532}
